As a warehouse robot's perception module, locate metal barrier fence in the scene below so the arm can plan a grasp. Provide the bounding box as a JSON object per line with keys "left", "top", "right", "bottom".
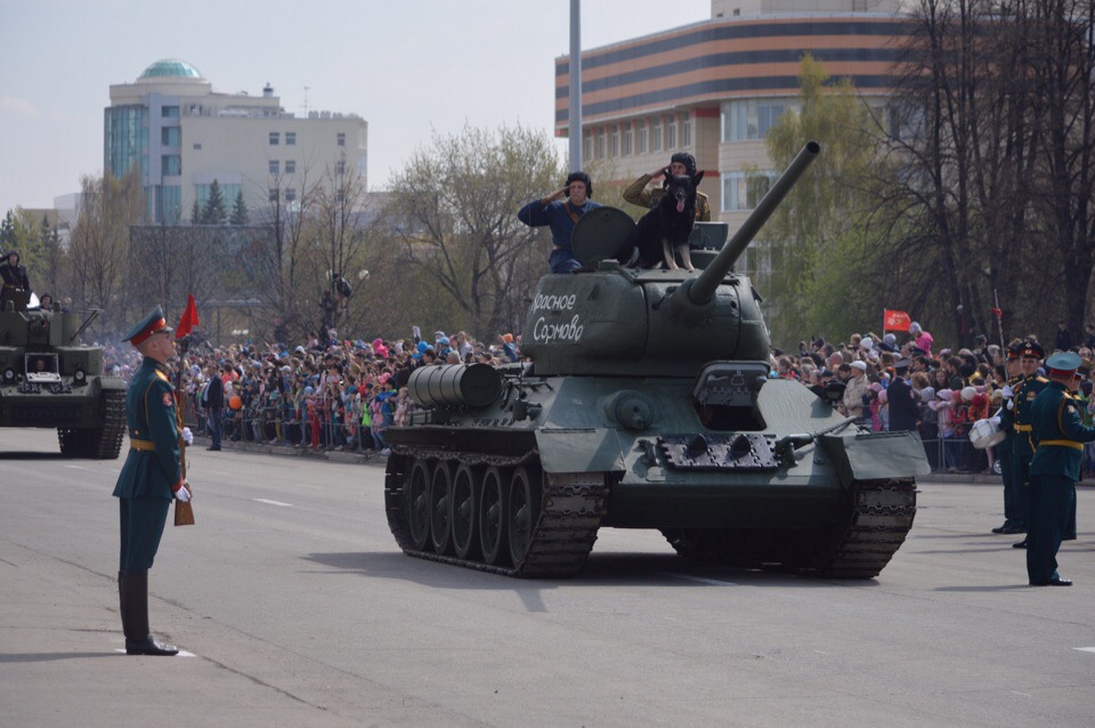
{"left": 184, "top": 403, "right": 383, "bottom": 452}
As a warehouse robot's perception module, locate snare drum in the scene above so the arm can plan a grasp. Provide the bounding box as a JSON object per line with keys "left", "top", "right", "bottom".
{"left": 969, "top": 418, "right": 1006, "bottom": 450}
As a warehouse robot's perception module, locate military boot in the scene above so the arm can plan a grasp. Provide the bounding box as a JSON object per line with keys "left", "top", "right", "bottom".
{"left": 121, "top": 570, "right": 178, "bottom": 656}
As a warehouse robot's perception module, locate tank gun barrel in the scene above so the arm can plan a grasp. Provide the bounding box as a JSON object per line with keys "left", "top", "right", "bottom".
{"left": 682, "top": 141, "right": 820, "bottom": 307}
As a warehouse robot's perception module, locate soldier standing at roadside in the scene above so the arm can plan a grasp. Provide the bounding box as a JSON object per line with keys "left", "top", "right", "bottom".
{"left": 992, "top": 345, "right": 1023, "bottom": 534}
{"left": 1006, "top": 341, "right": 1048, "bottom": 547}
{"left": 113, "top": 306, "right": 192, "bottom": 655}
{"left": 1026, "top": 352, "right": 1094, "bottom": 586}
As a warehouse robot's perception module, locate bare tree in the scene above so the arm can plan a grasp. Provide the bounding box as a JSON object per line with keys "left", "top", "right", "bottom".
{"left": 385, "top": 124, "right": 563, "bottom": 340}
{"left": 65, "top": 168, "right": 144, "bottom": 334}
{"left": 879, "top": 0, "right": 1094, "bottom": 345}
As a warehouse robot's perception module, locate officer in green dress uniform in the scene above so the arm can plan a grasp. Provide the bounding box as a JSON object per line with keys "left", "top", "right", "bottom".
{"left": 113, "top": 306, "right": 191, "bottom": 655}
{"left": 1026, "top": 351, "right": 1093, "bottom": 586}
{"left": 992, "top": 345, "right": 1023, "bottom": 533}
{"left": 1006, "top": 341, "right": 1048, "bottom": 546}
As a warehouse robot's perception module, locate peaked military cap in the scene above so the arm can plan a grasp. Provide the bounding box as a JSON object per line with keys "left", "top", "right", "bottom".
{"left": 1045, "top": 351, "right": 1082, "bottom": 374}
{"left": 123, "top": 305, "right": 173, "bottom": 346}
{"left": 1017, "top": 340, "right": 1045, "bottom": 359}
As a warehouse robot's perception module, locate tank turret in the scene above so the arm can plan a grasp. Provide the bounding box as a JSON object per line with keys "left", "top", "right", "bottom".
{"left": 521, "top": 142, "right": 820, "bottom": 377}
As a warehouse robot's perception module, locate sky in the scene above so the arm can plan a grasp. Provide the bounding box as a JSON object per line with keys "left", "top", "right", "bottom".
{"left": 0, "top": 0, "right": 712, "bottom": 216}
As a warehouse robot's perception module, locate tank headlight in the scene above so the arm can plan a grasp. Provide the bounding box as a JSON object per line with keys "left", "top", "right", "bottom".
{"left": 74, "top": 369, "right": 87, "bottom": 385}
{"left": 3, "top": 368, "right": 14, "bottom": 383}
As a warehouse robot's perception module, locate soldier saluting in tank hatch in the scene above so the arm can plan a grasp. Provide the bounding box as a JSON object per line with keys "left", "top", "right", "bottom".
{"left": 113, "top": 306, "right": 193, "bottom": 655}
{"left": 518, "top": 171, "right": 601, "bottom": 274}
{"left": 0, "top": 250, "right": 31, "bottom": 310}
{"left": 622, "top": 152, "right": 711, "bottom": 222}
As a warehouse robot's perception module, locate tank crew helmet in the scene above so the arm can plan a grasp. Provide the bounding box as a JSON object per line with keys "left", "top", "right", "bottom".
{"left": 1017, "top": 340, "right": 1045, "bottom": 360}
{"left": 123, "top": 305, "right": 173, "bottom": 346}
{"left": 4, "top": 250, "right": 17, "bottom": 263}
{"left": 565, "top": 171, "right": 592, "bottom": 199}
{"left": 669, "top": 152, "right": 697, "bottom": 177}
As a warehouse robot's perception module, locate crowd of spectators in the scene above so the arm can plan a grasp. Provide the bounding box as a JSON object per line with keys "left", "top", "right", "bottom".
{"left": 100, "top": 318, "right": 1095, "bottom": 475}
{"left": 773, "top": 323, "right": 1095, "bottom": 475}
{"left": 102, "top": 327, "right": 522, "bottom": 457}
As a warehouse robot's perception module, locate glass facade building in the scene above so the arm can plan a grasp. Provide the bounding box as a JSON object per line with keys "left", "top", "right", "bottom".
{"left": 105, "top": 58, "right": 368, "bottom": 224}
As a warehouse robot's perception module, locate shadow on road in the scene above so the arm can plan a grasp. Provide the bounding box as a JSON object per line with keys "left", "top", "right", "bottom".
{"left": 304, "top": 550, "right": 880, "bottom": 594}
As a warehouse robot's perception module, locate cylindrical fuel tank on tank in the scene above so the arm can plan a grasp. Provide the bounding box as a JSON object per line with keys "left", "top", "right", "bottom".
{"left": 408, "top": 363, "right": 502, "bottom": 408}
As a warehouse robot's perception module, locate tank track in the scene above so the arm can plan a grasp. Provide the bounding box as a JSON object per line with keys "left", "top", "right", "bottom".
{"left": 802, "top": 477, "right": 917, "bottom": 578}
{"left": 662, "top": 478, "right": 917, "bottom": 579}
{"left": 56, "top": 388, "right": 126, "bottom": 459}
{"left": 93, "top": 388, "right": 127, "bottom": 459}
{"left": 385, "top": 448, "right": 609, "bottom": 578}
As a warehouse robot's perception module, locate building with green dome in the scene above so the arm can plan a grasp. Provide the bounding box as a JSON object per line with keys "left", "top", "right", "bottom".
{"left": 105, "top": 58, "right": 368, "bottom": 223}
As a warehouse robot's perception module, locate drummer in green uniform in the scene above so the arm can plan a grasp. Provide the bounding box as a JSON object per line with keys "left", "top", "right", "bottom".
{"left": 992, "top": 344, "right": 1024, "bottom": 534}
{"left": 113, "top": 306, "right": 191, "bottom": 655}
{"left": 1026, "top": 351, "right": 1093, "bottom": 586}
{"left": 1006, "top": 341, "right": 1048, "bottom": 547}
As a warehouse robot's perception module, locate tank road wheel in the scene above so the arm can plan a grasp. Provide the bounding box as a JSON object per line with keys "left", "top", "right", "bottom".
{"left": 479, "top": 466, "right": 510, "bottom": 566}
{"left": 429, "top": 461, "right": 454, "bottom": 555}
{"left": 406, "top": 459, "right": 432, "bottom": 551}
{"left": 450, "top": 463, "right": 480, "bottom": 561}
{"left": 507, "top": 466, "right": 542, "bottom": 567}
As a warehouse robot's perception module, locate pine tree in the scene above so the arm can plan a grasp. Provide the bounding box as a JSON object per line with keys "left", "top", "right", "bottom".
{"left": 191, "top": 199, "right": 202, "bottom": 225}
{"left": 230, "top": 190, "right": 250, "bottom": 225}
{"left": 202, "top": 179, "right": 227, "bottom": 225}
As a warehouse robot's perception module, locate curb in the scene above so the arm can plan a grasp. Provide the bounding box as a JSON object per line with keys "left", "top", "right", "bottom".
{"left": 191, "top": 435, "right": 387, "bottom": 466}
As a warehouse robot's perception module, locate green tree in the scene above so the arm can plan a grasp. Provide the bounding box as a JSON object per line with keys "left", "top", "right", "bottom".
{"left": 201, "top": 179, "right": 227, "bottom": 225}
{"left": 190, "top": 199, "right": 201, "bottom": 225}
{"left": 763, "top": 54, "right": 878, "bottom": 345}
{"left": 230, "top": 190, "right": 250, "bottom": 225}
{"left": 385, "top": 124, "right": 564, "bottom": 340}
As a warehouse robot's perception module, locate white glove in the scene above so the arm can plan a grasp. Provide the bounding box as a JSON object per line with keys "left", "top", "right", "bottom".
{"left": 181, "top": 426, "right": 194, "bottom": 445}
{"left": 1001, "top": 385, "right": 1013, "bottom": 399}
{"left": 1007, "top": 398, "right": 1015, "bottom": 411}
{"left": 990, "top": 415, "right": 1001, "bottom": 426}
{"left": 174, "top": 483, "right": 191, "bottom": 502}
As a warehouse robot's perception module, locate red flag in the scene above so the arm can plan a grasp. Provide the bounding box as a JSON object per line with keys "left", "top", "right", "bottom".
{"left": 883, "top": 309, "right": 911, "bottom": 332}
{"left": 175, "top": 294, "right": 199, "bottom": 339}
{"left": 990, "top": 307, "right": 1003, "bottom": 320}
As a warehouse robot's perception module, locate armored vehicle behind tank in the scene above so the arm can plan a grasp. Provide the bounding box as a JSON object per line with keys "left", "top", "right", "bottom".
{"left": 383, "top": 142, "right": 929, "bottom": 578}
{"left": 0, "top": 290, "right": 126, "bottom": 458}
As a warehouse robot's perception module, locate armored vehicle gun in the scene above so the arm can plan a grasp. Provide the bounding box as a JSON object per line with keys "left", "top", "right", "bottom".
{"left": 0, "top": 291, "right": 126, "bottom": 458}
{"left": 383, "top": 142, "right": 929, "bottom": 578}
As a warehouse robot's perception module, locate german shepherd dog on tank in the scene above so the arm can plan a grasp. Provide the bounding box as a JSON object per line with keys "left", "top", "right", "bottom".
{"left": 624, "top": 169, "right": 704, "bottom": 271}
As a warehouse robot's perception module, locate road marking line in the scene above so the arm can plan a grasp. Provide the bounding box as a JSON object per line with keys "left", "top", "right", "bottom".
{"left": 659, "top": 572, "right": 739, "bottom": 586}
{"left": 253, "top": 498, "right": 293, "bottom": 507}
{"left": 1075, "top": 647, "right": 1095, "bottom": 654}
{"left": 64, "top": 465, "right": 90, "bottom": 470}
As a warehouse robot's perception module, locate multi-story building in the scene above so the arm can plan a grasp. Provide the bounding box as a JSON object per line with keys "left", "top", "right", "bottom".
{"left": 105, "top": 58, "right": 368, "bottom": 224}
{"left": 554, "top": 0, "right": 906, "bottom": 276}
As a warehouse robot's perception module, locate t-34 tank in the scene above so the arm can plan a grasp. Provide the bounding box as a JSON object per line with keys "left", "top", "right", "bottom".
{"left": 383, "top": 142, "right": 929, "bottom": 578}
{"left": 0, "top": 291, "right": 126, "bottom": 458}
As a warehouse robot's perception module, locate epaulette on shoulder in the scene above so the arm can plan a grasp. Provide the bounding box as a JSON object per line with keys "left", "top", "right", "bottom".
{"left": 1035, "top": 376, "right": 1049, "bottom": 383}
{"left": 155, "top": 371, "right": 170, "bottom": 383}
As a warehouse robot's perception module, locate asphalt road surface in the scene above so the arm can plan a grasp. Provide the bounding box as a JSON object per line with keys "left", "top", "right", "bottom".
{"left": 2, "top": 427, "right": 1093, "bottom": 727}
